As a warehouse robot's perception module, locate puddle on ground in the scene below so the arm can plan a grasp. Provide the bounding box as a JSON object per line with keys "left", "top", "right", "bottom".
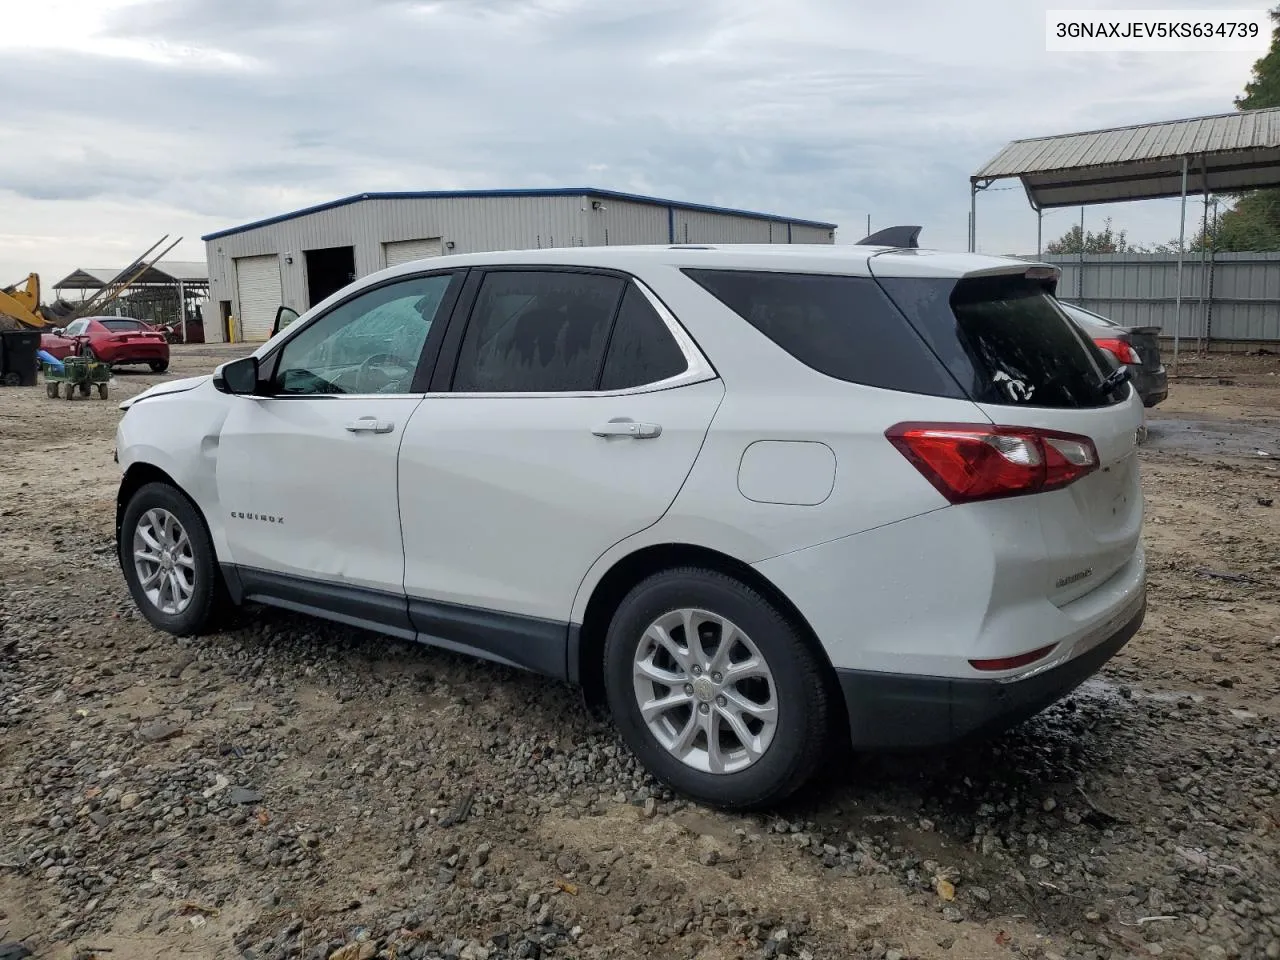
{"left": 1144, "top": 416, "right": 1279, "bottom": 459}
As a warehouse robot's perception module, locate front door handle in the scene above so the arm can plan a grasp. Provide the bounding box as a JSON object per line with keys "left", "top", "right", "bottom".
{"left": 592, "top": 418, "right": 662, "bottom": 439}
{"left": 345, "top": 417, "right": 395, "bottom": 434}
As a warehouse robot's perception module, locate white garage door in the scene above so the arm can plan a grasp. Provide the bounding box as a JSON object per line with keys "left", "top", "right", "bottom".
{"left": 235, "top": 255, "right": 282, "bottom": 342}
{"left": 384, "top": 238, "right": 443, "bottom": 269}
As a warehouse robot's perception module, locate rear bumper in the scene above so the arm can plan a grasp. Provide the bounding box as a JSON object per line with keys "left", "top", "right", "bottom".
{"left": 1138, "top": 368, "right": 1167, "bottom": 407}
{"left": 835, "top": 595, "right": 1145, "bottom": 749}
{"left": 101, "top": 347, "right": 169, "bottom": 364}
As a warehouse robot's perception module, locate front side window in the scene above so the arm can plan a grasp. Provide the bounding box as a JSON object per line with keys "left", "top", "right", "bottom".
{"left": 452, "top": 271, "right": 626, "bottom": 392}
{"left": 272, "top": 273, "right": 454, "bottom": 396}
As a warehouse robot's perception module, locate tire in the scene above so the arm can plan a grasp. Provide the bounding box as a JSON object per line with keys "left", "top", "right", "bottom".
{"left": 603, "top": 567, "right": 830, "bottom": 810}
{"left": 98, "top": 383, "right": 109, "bottom": 400}
{"left": 149, "top": 360, "right": 169, "bottom": 374}
{"left": 119, "top": 482, "right": 229, "bottom": 636}
{"left": 63, "top": 382, "right": 74, "bottom": 400}
{"left": 46, "top": 382, "right": 57, "bottom": 399}
{"left": 78, "top": 382, "right": 90, "bottom": 397}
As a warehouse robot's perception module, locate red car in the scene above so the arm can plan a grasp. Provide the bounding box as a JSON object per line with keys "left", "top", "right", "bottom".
{"left": 41, "top": 317, "right": 170, "bottom": 373}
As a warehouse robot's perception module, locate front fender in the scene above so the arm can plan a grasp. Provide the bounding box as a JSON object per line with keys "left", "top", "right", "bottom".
{"left": 115, "top": 386, "right": 232, "bottom": 560}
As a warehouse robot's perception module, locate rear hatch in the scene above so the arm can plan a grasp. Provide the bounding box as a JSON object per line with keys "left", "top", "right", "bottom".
{"left": 100, "top": 320, "right": 165, "bottom": 346}
{"left": 872, "top": 265, "right": 1144, "bottom": 606}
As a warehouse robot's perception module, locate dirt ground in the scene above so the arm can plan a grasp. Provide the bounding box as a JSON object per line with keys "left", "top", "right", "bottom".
{"left": 0, "top": 346, "right": 1278, "bottom": 960}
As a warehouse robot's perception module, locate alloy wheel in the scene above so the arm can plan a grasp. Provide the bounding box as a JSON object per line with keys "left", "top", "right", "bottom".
{"left": 632, "top": 608, "right": 778, "bottom": 774}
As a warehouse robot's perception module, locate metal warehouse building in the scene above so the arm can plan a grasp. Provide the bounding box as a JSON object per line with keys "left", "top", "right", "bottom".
{"left": 201, "top": 188, "right": 838, "bottom": 342}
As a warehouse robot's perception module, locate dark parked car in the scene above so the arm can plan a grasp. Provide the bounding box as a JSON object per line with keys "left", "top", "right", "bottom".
{"left": 1060, "top": 301, "right": 1167, "bottom": 408}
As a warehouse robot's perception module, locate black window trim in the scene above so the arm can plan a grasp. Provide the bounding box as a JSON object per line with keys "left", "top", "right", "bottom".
{"left": 253, "top": 267, "right": 469, "bottom": 399}
{"left": 433, "top": 265, "right": 716, "bottom": 398}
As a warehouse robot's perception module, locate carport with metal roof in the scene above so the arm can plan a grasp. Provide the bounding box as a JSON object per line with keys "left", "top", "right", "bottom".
{"left": 971, "top": 106, "right": 1280, "bottom": 362}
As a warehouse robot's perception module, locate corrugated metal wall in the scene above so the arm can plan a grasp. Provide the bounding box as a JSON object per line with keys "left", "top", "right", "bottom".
{"left": 594, "top": 200, "right": 668, "bottom": 245}
{"left": 790, "top": 223, "right": 838, "bottom": 244}
{"left": 1035, "top": 252, "right": 1280, "bottom": 344}
{"left": 205, "top": 194, "right": 836, "bottom": 334}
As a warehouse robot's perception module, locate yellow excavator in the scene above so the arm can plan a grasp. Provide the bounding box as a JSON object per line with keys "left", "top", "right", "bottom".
{"left": 0, "top": 235, "right": 183, "bottom": 331}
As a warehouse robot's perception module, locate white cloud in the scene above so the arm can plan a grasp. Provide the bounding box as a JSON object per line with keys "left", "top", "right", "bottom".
{"left": 0, "top": 0, "right": 1259, "bottom": 286}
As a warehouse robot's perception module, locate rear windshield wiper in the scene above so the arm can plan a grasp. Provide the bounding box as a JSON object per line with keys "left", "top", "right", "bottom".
{"left": 1099, "top": 365, "right": 1130, "bottom": 394}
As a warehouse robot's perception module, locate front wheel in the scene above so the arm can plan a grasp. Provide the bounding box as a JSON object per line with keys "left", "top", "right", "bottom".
{"left": 119, "top": 482, "right": 229, "bottom": 635}
{"left": 603, "top": 568, "right": 831, "bottom": 810}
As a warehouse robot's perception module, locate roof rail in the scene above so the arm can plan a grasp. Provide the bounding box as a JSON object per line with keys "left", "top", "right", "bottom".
{"left": 856, "top": 225, "right": 921, "bottom": 248}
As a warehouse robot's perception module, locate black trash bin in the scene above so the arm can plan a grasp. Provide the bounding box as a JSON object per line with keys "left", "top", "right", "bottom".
{"left": 0, "top": 329, "right": 41, "bottom": 386}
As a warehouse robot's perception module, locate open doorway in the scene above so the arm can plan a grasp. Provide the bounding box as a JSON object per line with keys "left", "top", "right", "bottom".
{"left": 304, "top": 246, "right": 356, "bottom": 308}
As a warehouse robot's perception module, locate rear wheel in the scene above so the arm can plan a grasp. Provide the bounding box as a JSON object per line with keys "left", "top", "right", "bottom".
{"left": 46, "top": 382, "right": 57, "bottom": 398}
{"left": 603, "top": 567, "right": 830, "bottom": 810}
{"left": 98, "top": 383, "right": 109, "bottom": 400}
{"left": 149, "top": 360, "right": 169, "bottom": 374}
{"left": 119, "top": 482, "right": 229, "bottom": 636}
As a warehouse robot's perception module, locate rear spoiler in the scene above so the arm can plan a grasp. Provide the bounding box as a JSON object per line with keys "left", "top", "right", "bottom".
{"left": 857, "top": 225, "right": 921, "bottom": 248}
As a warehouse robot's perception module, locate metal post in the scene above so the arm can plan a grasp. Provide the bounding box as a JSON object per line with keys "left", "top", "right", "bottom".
{"left": 1078, "top": 207, "right": 1085, "bottom": 300}
{"left": 866, "top": 214, "right": 871, "bottom": 236}
{"left": 968, "top": 182, "right": 977, "bottom": 252}
{"left": 1036, "top": 208, "right": 1043, "bottom": 257}
{"left": 1173, "top": 156, "right": 1188, "bottom": 371}
{"left": 1198, "top": 154, "right": 1209, "bottom": 352}
{"left": 177, "top": 280, "right": 187, "bottom": 343}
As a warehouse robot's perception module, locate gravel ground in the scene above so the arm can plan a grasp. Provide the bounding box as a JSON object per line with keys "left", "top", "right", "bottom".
{"left": 1, "top": 347, "right": 1278, "bottom": 960}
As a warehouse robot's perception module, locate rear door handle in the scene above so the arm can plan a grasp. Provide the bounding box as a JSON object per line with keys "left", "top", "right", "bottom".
{"left": 345, "top": 417, "right": 395, "bottom": 434}
{"left": 592, "top": 418, "right": 662, "bottom": 439}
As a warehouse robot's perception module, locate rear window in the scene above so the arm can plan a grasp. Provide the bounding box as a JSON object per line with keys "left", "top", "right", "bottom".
{"left": 1059, "top": 302, "right": 1118, "bottom": 330}
{"left": 877, "top": 276, "right": 1122, "bottom": 409}
{"left": 683, "top": 269, "right": 961, "bottom": 397}
{"left": 100, "top": 319, "right": 148, "bottom": 332}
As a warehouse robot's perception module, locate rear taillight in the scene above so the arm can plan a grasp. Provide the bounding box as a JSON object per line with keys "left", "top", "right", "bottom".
{"left": 886, "top": 423, "right": 1099, "bottom": 503}
{"left": 1093, "top": 338, "right": 1141, "bottom": 365}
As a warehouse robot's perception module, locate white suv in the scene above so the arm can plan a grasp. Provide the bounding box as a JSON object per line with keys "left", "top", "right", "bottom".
{"left": 114, "top": 244, "right": 1147, "bottom": 809}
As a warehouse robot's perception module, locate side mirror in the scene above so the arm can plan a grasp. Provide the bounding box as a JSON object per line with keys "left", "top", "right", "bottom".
{"left": 51, "top": 328, "right": 64, "bottom": 337}
{"left": 212, "top": 356, "right": 260, "bottom": 395}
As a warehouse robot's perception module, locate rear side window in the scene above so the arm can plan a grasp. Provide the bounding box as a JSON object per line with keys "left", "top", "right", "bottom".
{"left": 683, "top": 269, "right": 961, "bottom": 397}
{"left": 452, "top": 271, "right": 625, "bottom": 392}
{"left": 878, "top": 276, "right": 1120, "bottom": 408}
{"left": 599, "top": 286, "right": 687, "bottom": 390}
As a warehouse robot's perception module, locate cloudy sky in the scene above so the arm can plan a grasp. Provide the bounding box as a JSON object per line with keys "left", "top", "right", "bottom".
{"left": 0, "top": 0, "right": 1262, "bottom": 288}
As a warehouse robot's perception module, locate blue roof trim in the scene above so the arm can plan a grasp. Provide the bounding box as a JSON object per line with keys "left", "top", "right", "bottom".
{"left": 201, "top": 187, "right": 838, "bottom": 241}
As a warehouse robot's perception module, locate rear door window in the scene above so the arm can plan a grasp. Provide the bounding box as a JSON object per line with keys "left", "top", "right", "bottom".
{"left": 599, "top": 285, "right": 688, "bottom": 390}
{"left": 683, "top": 269, "right": 961, "bottom": 397}
{"left": 451, "top": 271, "right": 626, "bottom": 392}
{"left": 877, "top": 275, "right": 1121, "bottom": 408}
